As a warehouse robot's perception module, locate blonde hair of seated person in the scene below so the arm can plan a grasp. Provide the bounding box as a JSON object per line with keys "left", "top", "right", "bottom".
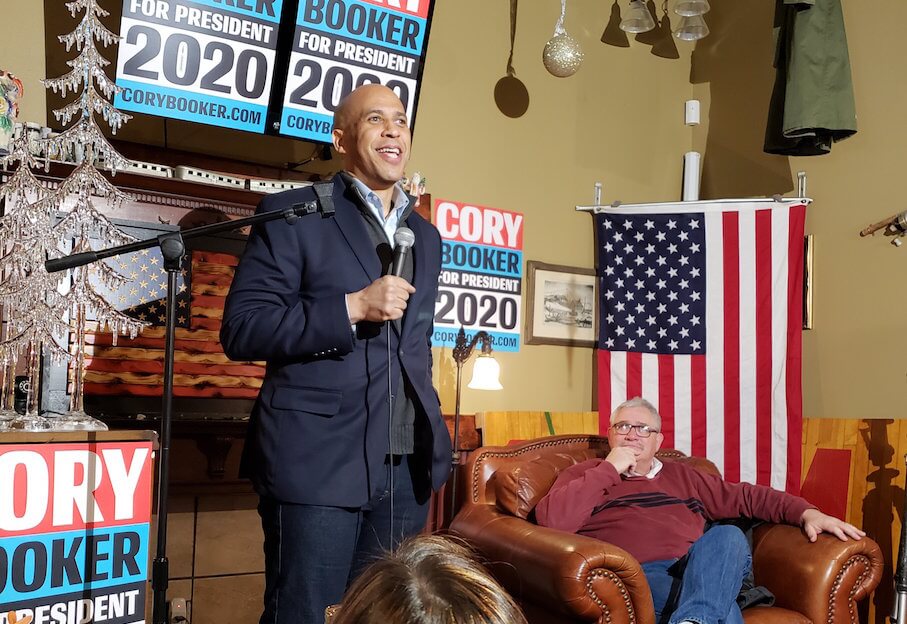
{"left": 332, "top": 535, "right": 527, "bottom": 624}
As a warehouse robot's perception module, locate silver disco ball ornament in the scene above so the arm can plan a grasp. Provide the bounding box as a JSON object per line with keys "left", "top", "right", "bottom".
{"left": 542, "top": 33, "right": 584, "bottom": 78}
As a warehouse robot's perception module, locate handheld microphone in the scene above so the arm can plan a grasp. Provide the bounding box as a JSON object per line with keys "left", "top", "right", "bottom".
{"left": 391, "top": 227, "right": 415, "bottom": 276}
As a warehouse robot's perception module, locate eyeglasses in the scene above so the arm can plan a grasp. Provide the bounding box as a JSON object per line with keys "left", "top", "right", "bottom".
{"left": 610, "top": 422, "right": 659, "bottom": 437}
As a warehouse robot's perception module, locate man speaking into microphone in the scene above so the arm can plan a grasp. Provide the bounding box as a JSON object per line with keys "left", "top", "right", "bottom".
{"left": 220, "top": 84, "right": 450, "bottom": 624}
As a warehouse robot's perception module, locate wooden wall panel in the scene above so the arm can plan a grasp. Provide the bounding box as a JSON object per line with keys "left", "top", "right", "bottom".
{"left": 475, "top": 411, "right": 599, "bottom": 447}
{"left": 806, "top": 418, "right": 907, "bottom": 624}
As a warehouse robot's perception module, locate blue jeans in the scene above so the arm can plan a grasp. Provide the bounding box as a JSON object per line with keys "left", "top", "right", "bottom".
{"left": 258, "top": 454, "right": 431, "bottom": 624}
{"left": 642, "top": 525, "right": 751, "bottom": 624}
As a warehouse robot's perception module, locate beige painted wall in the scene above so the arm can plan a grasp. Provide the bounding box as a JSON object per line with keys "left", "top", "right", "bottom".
{"left": 419, "top": 0, "right": 695, "bottom": 413}
{"left": 6, "top": 3, "right": 47, "bottom": 125}
{"left": 693, "top": 1, "right": 906, "bottom": 420}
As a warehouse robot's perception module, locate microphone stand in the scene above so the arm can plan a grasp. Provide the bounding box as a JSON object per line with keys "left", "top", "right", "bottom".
{"left": 45, "top": 199, "right": 327, "bottom": 624}
{"left": 894, "top": 452, "right": 907, "bottom": 624}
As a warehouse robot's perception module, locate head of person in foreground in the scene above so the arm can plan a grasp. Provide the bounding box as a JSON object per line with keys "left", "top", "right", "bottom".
{"left": 333, "top": 534, "right": 527, "bottom": 624}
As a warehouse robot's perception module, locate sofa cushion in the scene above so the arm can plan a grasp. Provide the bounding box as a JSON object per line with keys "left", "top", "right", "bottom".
{"left": 495, "top": 450, "right": 598, "bottom": 518}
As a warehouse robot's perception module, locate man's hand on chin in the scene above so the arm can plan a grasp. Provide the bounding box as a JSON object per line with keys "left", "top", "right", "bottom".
{"left": 800, "top": 508, "right": 866, "bottom": 542}
{"left": 604, "top": 446, "right": 638, "bottom": 474}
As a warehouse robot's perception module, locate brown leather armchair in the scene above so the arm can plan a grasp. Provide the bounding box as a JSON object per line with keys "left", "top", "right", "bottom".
{"left": 450, "top": 435, "right": 883, "bottom": 624}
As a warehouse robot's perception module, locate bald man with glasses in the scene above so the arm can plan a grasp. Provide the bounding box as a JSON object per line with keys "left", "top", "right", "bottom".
{"left": 536, "top": 396, "right": 863, "bottom": 624}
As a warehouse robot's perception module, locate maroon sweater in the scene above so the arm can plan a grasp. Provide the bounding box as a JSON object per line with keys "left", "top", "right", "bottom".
{"left": 535, "top": 459, "right": 814, "bottom": 563}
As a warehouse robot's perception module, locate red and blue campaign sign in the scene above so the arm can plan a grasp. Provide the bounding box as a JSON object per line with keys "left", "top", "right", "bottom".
{"left": 115, "top": 0, "right": 285, "bottom": 133}
{"left": 0, "top": 441, "right": 154, "bottom": 623}
{"left": 432, "top": 199, "right": 524, "bottom": 352}
{"left": 279, "top": 0, "right": 434, "bottom": 142}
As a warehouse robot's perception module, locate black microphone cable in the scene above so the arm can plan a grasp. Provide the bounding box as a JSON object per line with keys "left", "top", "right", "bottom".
{"left": 385, "top": 226, "right": 414, "bottom": 554}
{"left": 385, "top": 319, "right": 394, "bottom": 554}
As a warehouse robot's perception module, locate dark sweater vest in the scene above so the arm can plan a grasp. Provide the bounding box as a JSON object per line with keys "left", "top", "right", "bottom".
{"left": 344, "top": 176, "right": 416, "bottom": 455}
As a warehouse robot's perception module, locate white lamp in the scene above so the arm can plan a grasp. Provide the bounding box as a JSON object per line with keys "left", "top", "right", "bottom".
{"left": 467, "top": 354, "right": 503, "bottom": 391}
{"left": 451, "top": 327, "right": 502, "bottom": 513}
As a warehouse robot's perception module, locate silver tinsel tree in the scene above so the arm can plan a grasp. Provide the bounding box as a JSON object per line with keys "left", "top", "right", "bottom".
{"left": 44, "top": 0, "right": 148, "bottom": 428}
{"left": 0, "top": 130, "right": 71, "bottom": 428}
{"left": 44, "top": 0, "right": 132, "bottom": 172}
{"left": 0, "top": 0, "right": 147, "bottom": 430}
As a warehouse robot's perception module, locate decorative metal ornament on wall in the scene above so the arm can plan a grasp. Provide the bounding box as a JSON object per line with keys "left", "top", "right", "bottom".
{"left": 542, "top": 0, "right": 584, "bottom": 78}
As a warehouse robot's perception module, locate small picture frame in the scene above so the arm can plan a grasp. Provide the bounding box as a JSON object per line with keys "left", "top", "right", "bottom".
{"left": 525, "top": 261, "right": 597, "bottom": 347}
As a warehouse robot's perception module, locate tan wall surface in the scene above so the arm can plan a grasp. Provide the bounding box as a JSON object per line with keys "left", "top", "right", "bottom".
{"left": 419, "top": 1, "right": 695, "bottom": 414}
{"left": 693, "top": 1, "right": 907, "bottom": 420}
{"left": 6, "top": 2, "right": 47, "bottom": 126}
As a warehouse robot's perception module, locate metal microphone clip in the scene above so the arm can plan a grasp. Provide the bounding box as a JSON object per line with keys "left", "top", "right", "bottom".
{"left": 285, "top": 200, "right": 319, "bottom": 224}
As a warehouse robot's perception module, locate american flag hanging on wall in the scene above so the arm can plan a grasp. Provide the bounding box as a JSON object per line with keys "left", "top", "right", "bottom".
{"left": 81, "top": 249, "right": 265, "bottom": 399}
{"left": 595, "top": 200, "right": 808, "bottom": 493}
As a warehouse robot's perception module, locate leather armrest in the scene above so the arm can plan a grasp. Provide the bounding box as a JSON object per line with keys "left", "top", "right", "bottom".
{"left": 751, "top": 524, "right": 884, "bottom": 623}
{"left": 451, "top": 504, "right": 656, "bottom": 624}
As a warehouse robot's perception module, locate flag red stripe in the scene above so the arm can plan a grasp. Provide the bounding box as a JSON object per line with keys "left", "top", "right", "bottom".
{"left": 755, "top": 210, "right": 774, "bottom": 486}
{"left": 690, "top": 354, "right": 707, "bottom": 457}
{"left": 84, "top": 358, "right": 266, "bottom": 378}
{"left": 86, "top": 333, "right": 227, "bottom": 354}
{"left": 192, "top": 294, "right": 226, "bottom": 310}
{"left": 192, "top": 275, "right": 233, "bottom": 290}
{"left": 598, "top": 349, "right": 611, "bottom": 434}
{"left": 786, "top": 206, "right": 807, "bottom": 494}
{"left": 191, "top": 317, "right": 222, "bottom": 331}
{"left": 626, "top": 352, "right": 642, "bottom": 400}
{"left": 657, "top": 354, "right": 675, "bottom": 448}
{"left": 83, "top": 383, "right": 259, "bottom": 399}
{"left": 194, "top": 251, "right": 239, "bottom": 266}
{"left": 722, "top": 213, "right": 741, "bottom": 483}
{"left": 86, "top": 359, "right": 160, "bottom": 374}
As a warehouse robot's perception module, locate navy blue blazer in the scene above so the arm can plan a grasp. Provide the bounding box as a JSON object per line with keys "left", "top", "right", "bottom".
{"left": 220, "top": 175, "right": 451, "bottom": 507}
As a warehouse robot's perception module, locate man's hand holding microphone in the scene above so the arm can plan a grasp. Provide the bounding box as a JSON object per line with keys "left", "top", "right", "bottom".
{"left": 346, "top": 227, "right": 416, "bottom": 323}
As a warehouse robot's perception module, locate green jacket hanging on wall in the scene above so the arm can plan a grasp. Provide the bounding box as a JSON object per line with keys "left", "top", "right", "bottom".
{"left": 764, "top": 0, "right": 857, "bottom": 156}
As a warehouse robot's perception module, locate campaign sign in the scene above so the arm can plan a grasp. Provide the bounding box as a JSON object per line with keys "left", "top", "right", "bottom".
{"left": 114, "top": 0, "right": 284, "bottom": 133}
{"left": 433, "top": 200, "right": 524, "bottom": 353}
{"left": 279, "top": 0, "right": 433, "bottom": 143}
{"left": 0, "top": 442, "right": 154, "bottom": 624}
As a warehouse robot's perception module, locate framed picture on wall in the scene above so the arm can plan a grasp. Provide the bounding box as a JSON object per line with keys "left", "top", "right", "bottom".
{"left": 525, "top": 261, "right": 597, "bottom": 347}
